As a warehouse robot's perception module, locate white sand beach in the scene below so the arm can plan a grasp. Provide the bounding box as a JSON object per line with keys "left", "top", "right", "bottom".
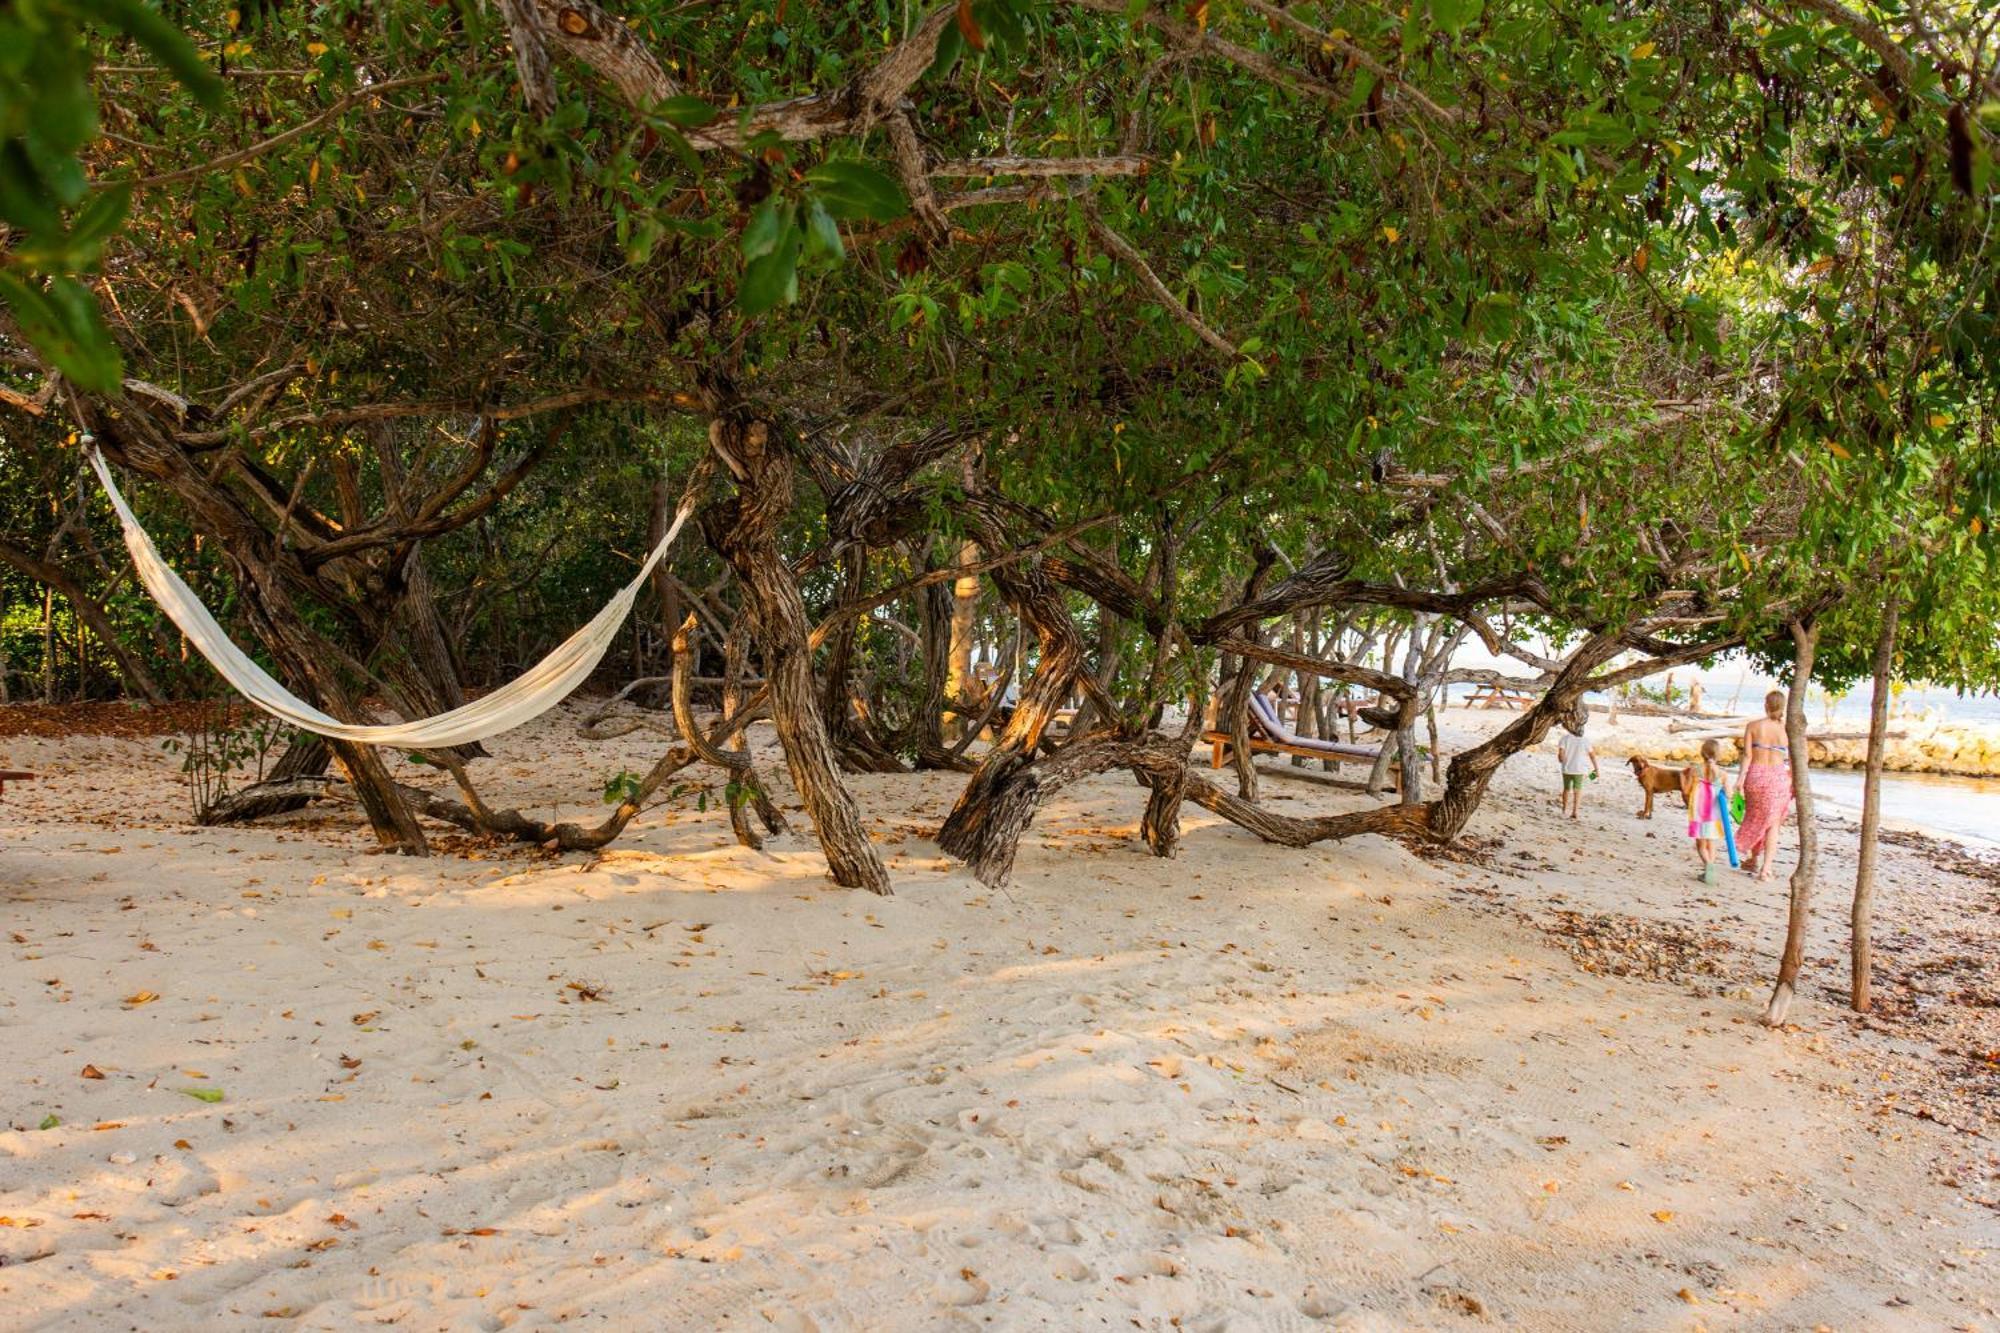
{"left": 2, "top": 704, "right": 1995, "bottom": 1330}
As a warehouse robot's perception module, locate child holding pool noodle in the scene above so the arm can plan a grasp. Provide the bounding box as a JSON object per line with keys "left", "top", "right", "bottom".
{"left": 1687, "top": 739, "right": 1735, "bottom": 882}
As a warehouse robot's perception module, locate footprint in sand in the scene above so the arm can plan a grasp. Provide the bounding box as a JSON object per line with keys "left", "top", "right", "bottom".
{"left": 1031, "top": 1213, "right": 1084, "bottom": 1246}
{"left": 1048, "top": 1251, "right": 1095, "bottom": 1282}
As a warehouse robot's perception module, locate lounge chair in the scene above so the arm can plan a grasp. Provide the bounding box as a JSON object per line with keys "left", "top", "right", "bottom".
{"left": 1204, "top": 694, "right": 1400, "bottom": 790}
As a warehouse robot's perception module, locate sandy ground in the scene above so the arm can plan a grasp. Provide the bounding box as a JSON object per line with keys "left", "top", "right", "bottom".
{"left": 1, "top": 702, "right": 1996, "bottom": 1331}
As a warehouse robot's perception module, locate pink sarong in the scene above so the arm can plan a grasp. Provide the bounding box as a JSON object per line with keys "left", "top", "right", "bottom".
{"left": 1737, "top": 762, "right": 1792, "bottom": 856}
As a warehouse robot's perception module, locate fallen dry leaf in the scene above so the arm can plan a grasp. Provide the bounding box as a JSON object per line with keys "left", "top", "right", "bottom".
{"left": 122, "top": 991, "right": 159, "bottom": 1008}
{"left": 1652, "top": 1210, "right": 1676, "bottom": 1223}
{"left": 80, "top": 1064, "right": 105, "bottom": 1080}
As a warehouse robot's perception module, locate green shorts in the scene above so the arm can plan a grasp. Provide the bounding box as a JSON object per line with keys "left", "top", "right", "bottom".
{"left": 1562, "top": 774, "right": 1586, "bottom": 792}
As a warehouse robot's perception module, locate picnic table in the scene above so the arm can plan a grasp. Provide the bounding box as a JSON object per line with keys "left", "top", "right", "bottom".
{"left": 0, "top": 770, "right": 37, "bottom": 797}
{"left": 1465, "top": 684, "right": 1537, "bottom": 710}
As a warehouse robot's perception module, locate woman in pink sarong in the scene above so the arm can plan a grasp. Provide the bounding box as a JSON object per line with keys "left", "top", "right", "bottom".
{"left": 1736, "top": 690, "right": 1796, "bottom": 881}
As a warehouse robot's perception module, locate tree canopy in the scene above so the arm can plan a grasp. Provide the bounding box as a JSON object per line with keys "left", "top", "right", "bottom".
{"left": 2, "top": 0, "right": 1998, "bottom": 889}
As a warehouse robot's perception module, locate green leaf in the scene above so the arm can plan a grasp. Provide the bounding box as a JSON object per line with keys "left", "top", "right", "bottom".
{"left": 180, "top": 1086, "right": 224, "bottom": 1103}
{"left": 1430, "top": 0, "right": 1483, "bottom": 36}
{"left": 803, "top": 199, "right": 844, "bottom": 260}
{"left": 740, "top": 235, "right": 800, "bottom": 314}
{"left": 806, "top": 160, "right": 907, "bottom": 222}
{"left": 38, "top": 1113, "right": 60, "bottom": 1130}
{"left": 741, "top": 197, "right": 790, "bottom": 261}
{"left": 0, "top": 142, "right": 64, "bottom": 236}
{"left": 928, "top": 23, "right": 966, "bottom": 80}
{"left": 0, "top": 272, "right": 122, "bottom": 391}
{"left": 654, "top": 95, "right": 720, "bottom": 129}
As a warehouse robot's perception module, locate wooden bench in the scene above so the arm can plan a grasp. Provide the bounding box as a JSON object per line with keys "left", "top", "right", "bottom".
{"left": 0, "top": 770, "right": 38, "bottom": 798}
{"left": 1465, "top": 684, "right": 1537, "bottom": 710}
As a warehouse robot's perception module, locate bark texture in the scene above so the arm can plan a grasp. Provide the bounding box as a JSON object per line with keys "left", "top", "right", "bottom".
{"left": 1764, "top": 621, "right": 1820, "bottom": 1028}
{"left": 701, "top": 417, "right": 891, "bottom": 893}
{"left": 1851, "top": 596, "right": 1898, "bottom": 1014}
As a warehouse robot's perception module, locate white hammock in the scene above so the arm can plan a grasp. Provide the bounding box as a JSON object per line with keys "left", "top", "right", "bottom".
{"left": 89, "top": 448, "right": 693, "bottom": 748}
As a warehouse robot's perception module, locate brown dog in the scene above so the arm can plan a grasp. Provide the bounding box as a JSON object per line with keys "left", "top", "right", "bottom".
{"left": 1627, "top": 756, "right": 1696, "bottom": 820}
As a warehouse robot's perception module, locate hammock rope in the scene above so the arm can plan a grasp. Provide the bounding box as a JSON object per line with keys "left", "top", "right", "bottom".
{"left": 88, "top": 447, "right": 694, "bottom": 749}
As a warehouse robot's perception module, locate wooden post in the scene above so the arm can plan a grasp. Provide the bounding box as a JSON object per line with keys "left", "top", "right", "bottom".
{"left": 1764, "top": 620, "right": 1820, "bottom": 1028}
{"left": 1851, "top": 595, "right": 1899, "bottom": 1014}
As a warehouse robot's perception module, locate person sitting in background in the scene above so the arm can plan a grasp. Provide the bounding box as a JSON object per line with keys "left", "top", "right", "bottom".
{"left": 993, "top": 677, "right": 1021, "bottom": 729}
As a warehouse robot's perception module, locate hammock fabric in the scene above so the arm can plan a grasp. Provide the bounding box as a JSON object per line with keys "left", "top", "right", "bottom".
{"left": 89, "top": 448, "right": 693, "bottom": 749}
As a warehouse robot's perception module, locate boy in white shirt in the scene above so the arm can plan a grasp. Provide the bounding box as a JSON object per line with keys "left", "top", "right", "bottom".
{"left": 1556, "top": 716, "right": 1598, "bottom": 820}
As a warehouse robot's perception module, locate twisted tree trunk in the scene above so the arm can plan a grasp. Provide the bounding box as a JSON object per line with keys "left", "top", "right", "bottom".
{"left": 702, "top": 417, "right": 890, "bottom": 893}
{"left": 937, "top": 506, "right": 1090, "bottom": 872}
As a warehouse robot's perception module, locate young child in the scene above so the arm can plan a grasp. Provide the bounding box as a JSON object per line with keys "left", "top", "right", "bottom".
{"left": 1688, "top": 738, "right": 1732, "bottom": 881}
{"left": 1556, "top": 716, "right": 1598, "bottom": 819}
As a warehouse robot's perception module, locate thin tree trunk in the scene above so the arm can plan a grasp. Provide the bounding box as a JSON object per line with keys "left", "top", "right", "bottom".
{"left": 1851, "top": 596, "right": 1898, "bottom": 1014}
{"left": 1293, "top": 615, "right": 1319, "bottom": 766}
{"left": 945, "top": 540, "right": 980, "bottom": 739}
{"left": 1221, "top": 550, "right": 1278, "bottom": 800}
{"left": 1395, "top": 616, "right": 1426, "bottom": 804}
{"left": 905, "top": 552, "right": 963, "bottom": 769}
{"left": 41, "top": 584, "right": 56, "bottom": 703}
{"left": 0, "top": 537, "right": 167, "bottom": 703}
{"left": 648, "top": 472, "right": 683, "bottom": 649}
{"left": 1764, "top": 620, "right": 1820, "bottom": 1028}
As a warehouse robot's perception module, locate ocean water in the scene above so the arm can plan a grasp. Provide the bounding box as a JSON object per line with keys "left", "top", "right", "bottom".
{"left": 1806, "top": 767, "right": 2000, "bottom": 848}
{"left": 1442, "top": 648, "right": 2000, "bottom": 726}
{"left": 1672, "top": 666, "right": 2000, "bottom": 727}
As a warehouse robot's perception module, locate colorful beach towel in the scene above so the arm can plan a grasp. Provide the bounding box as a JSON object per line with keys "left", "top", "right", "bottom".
{"left": 1687, "top": 777, "right": 1725, "bottom": 842}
